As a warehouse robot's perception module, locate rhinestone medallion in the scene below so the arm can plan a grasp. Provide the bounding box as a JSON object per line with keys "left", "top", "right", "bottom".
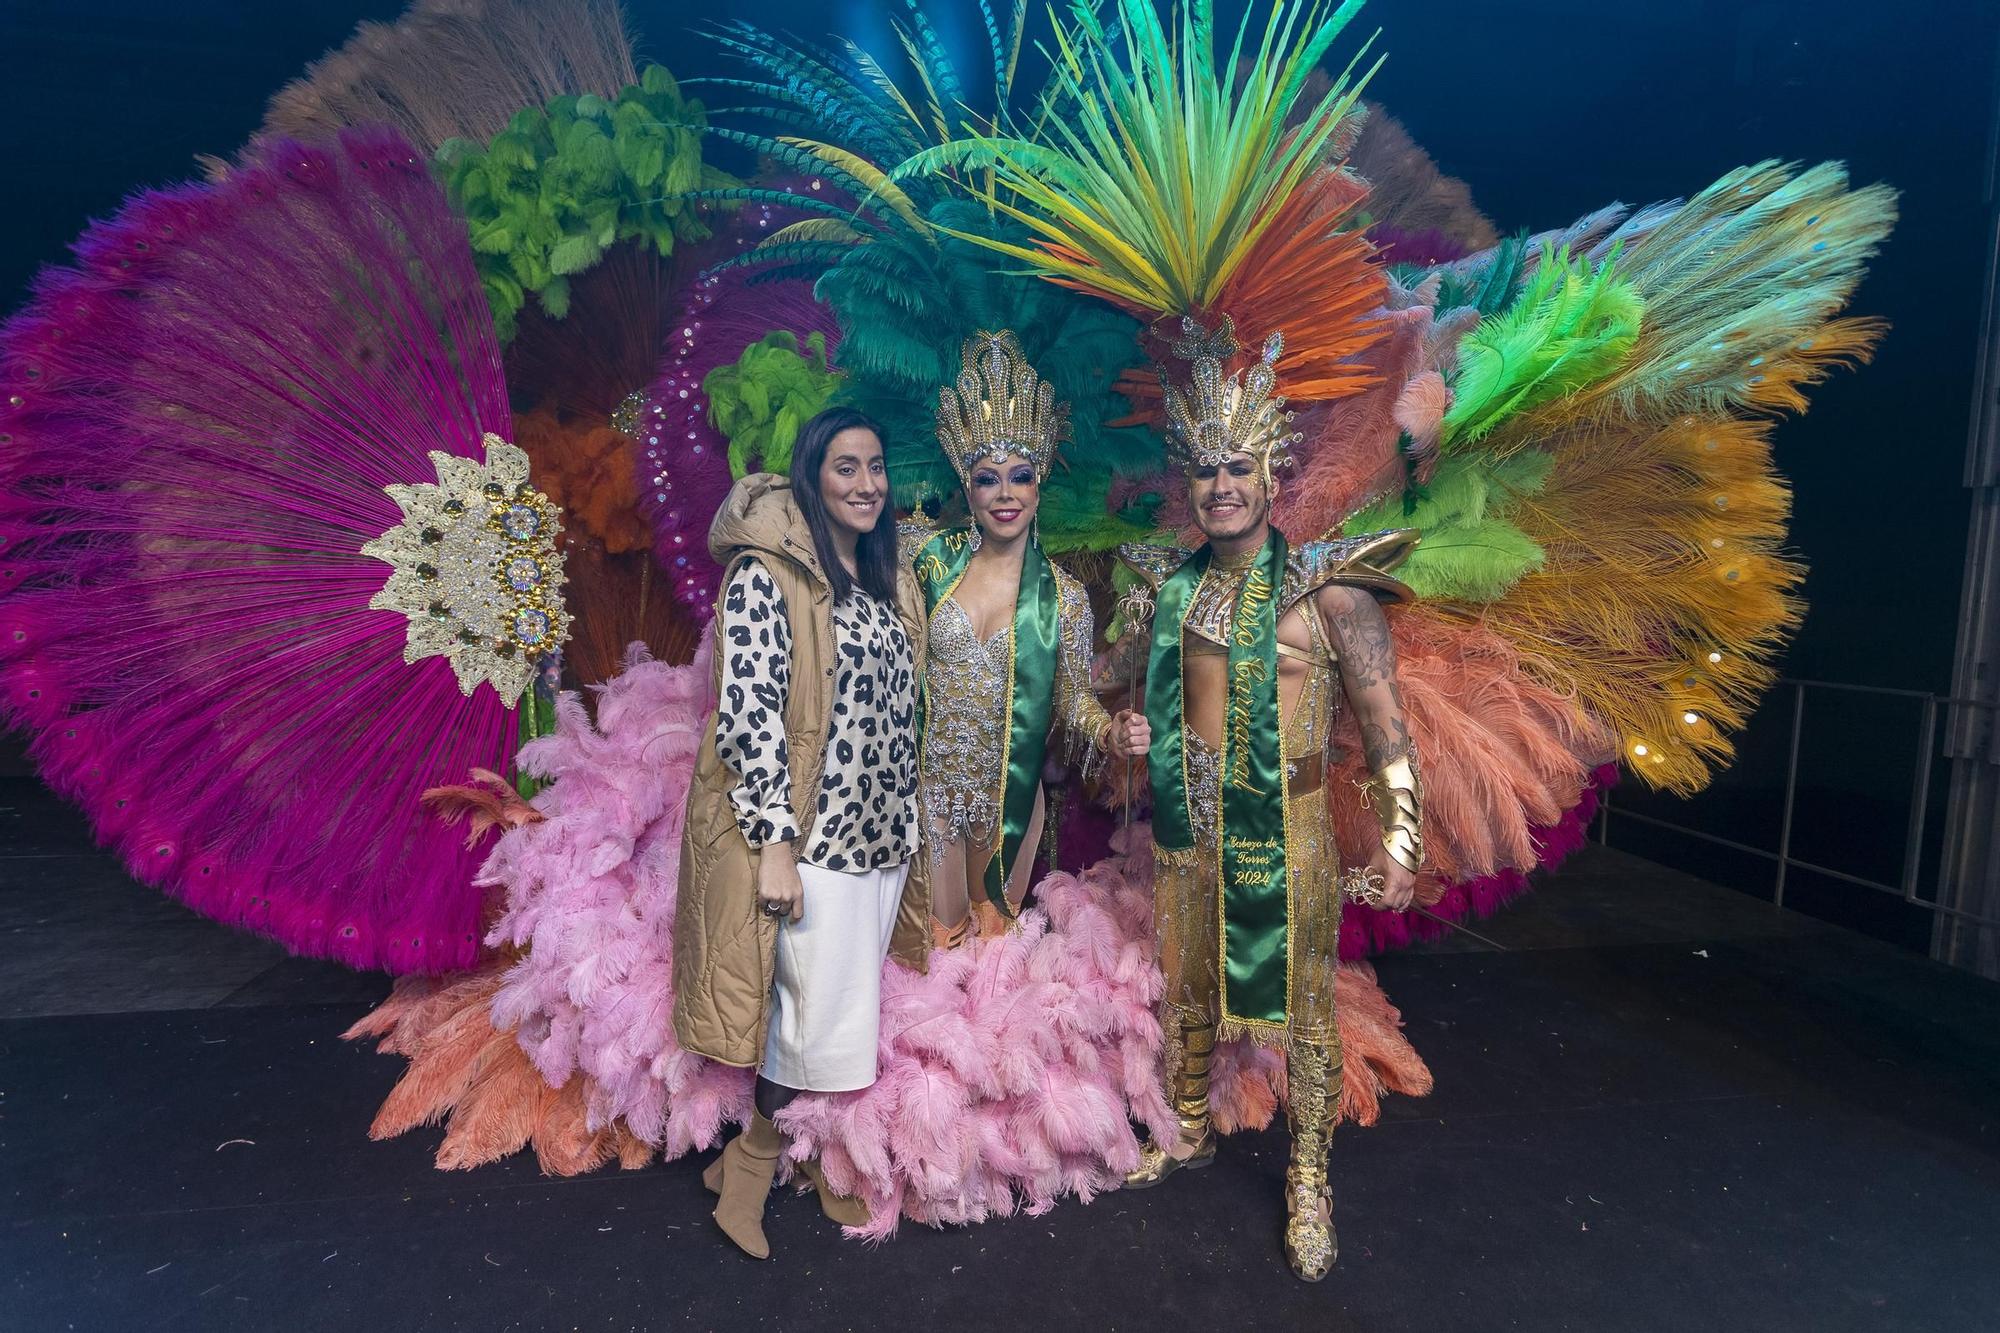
{"left": 362, "top": 433, "right": 570, "bottom": 700}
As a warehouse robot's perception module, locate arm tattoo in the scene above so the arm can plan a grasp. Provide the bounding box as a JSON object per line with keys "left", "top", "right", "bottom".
{"left": 1359, "top": 681, "right": 1415, "bottom": 769}
{"left": 1329, "top": 589, "right": 1397, "bottom": 689}
{"left": 1325, "top": 590, "right": 1415, "bottom": 768}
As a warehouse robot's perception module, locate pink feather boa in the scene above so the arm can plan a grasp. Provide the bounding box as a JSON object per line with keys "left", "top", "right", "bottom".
{"left": 466, "top": 645, "right": 1433, "bottom": 1236}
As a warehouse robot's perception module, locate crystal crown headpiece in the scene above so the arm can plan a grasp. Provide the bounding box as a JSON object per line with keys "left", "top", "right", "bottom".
{"left": 935, "top": 330, "right": 1070, "bottom": 487}
{"left": 1159, "top": 315, "right": 1301, "bottom": 480}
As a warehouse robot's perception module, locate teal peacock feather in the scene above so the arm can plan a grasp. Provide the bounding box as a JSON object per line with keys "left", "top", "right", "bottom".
{"left": 683, "top": 10, "right": 1162, "bottom": 554}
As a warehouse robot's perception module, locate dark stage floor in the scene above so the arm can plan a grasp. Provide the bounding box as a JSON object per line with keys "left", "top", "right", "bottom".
{"left": 4, "top": 778, "right": 1998, "bottom": 1332}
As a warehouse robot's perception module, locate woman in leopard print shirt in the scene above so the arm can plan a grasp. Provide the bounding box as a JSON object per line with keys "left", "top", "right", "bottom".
{"left": 694, "top": 408, "right": 922, "bottom": 1260}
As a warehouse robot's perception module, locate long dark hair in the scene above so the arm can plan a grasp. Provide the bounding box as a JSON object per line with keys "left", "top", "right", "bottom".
{"left": 788, "top": 406, "right": 899, "bottom": 605}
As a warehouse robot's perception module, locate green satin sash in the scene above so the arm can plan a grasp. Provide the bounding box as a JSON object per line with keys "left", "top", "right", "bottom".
{"left": 1144, "top": 532, "right": 1291, "bottom": 1027}
{"left": 915, "top": 529, "right": 1059, "bottom": 914}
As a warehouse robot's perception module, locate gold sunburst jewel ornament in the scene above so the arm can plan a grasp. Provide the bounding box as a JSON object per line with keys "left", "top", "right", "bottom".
{"left": 363, "top": 434, "right": 570, "bottom": 700}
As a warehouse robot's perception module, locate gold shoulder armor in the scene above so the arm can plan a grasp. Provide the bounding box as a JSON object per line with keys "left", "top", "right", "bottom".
{"left": 1116, "top": 541, "right": 1198, "bottom": 591}
{"left": 1285, "top": 529, "right": 1421, "bottom": 609}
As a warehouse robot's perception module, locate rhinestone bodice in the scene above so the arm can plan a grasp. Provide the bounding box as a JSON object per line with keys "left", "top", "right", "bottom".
{"left": 920, "top": 597, "right": 1013, "bottom": 851}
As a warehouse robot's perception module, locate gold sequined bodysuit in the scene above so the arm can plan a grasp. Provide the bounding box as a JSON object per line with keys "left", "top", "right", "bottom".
{"left": 920, "top": 597, "right": 1013, "bottom": 856}
{"left": 1119, "top": 530, "right": 1419, "bottom": 1282}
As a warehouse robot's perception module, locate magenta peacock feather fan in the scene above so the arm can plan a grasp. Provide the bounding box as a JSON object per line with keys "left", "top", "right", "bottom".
{"left": 0, "top": 127, "right": 564, "bottom": 973}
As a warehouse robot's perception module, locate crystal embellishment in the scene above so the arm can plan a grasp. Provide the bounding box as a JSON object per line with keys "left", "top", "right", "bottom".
{"left": 505, "top": 556, "right": 543, "bottom": 592}
{"left": 514, "top": 608, "right": 552, "bottom": 645}
{"left": 502, "top": 504, "right": 542, "bottom": 540}
{"left": 363, "top": 433, "right": 570, "bottom": 700}
{"left": 609, "top": 387, "right": 649, "bottom": 438}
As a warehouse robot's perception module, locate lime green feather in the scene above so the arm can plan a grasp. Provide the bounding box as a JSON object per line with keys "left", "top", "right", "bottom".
{"left": 705, "top": 331, "right": 844, "bottom": 479}
{"left": 1343, "top": 452, "right": 1551, "bottom": 601}
{"left": 1443, "top": 246, "right": 1644, "bottom": 447}
{"left": 438, "top": 64, "right": 728, "bottom": 340}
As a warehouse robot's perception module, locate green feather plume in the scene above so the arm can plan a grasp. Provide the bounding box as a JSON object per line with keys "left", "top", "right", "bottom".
{"left": 1344, "top": 451, "right": 1551, "bottom": 601}
{"left": 692, "top": 16, "right": 1161, "bottom": 553}
{"left": 1563, "top": 160, "right": 1897, "bottom": 424}
{"left": 439, "top": 65, "right": 729, "bottom": 339}
{"left": 705, "top": 331, "right": 844, "bottom": 478}
{"left": 698, "top": 25, "right": 923, "bottom": 164}
{"left": 1443, "top": 246, "right": 1643, "bottom": 446}
{"left": 1433, "top": 234, "right": 1529, "bottom": 317}
{"left": 814, "top": 200, "right": 1161, "bottom": 551}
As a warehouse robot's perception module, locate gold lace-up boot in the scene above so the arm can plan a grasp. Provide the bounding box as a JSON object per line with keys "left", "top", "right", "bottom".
{"left": 1124, "top": 1012, "right": 1217, "bottom": 1188}
{"left": 1283, "top": 1040, "right": 1341, "bottom": 1280}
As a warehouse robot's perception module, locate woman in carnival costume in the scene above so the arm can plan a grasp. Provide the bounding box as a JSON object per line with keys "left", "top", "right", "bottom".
{"left": 673, "top": 407, "right": 930, "bottom": 1258}
{"left": 910, "top": 331, "right": 1151, "bottom": 947}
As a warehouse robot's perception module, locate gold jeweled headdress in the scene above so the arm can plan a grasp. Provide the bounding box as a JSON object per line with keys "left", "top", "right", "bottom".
{"left": 934, "top": 330, "right": 1071, "bottom": 487}
{"left": 1159, "top": 315, "right": 1302, "bottom": 487}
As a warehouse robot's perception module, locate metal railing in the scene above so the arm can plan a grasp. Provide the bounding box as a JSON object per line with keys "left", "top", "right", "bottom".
{"left": 1595, "top": 678, "right": 2000, "bottom": 950}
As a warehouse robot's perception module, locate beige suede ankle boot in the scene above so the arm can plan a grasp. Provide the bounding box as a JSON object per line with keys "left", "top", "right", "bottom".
{"left": 702, "top": 1111, "right": 783, "bottom": 1259}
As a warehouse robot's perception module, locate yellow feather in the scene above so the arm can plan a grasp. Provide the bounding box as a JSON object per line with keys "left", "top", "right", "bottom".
{"left": 776, "top": 137, "right": 931, "bottom": 239}
{"left": 976, "top": 178, "right": 1169, "bottom": 294}
{"left": 759, "top": 218, "right": 868, "bottom": 247}
{"left": 1453, "top": 414, "right": 1805, "bottom": 794}
{"left": 927, "top": 219, "right": 1163, "bottom": 308}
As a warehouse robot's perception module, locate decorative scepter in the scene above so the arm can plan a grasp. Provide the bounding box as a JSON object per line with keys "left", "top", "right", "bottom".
{"left": 1113, "top": 582, "right": 1157, "bottom": 838}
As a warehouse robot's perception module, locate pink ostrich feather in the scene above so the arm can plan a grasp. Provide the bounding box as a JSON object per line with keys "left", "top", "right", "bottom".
{"left": 482, "top": 638, "right": 734, "bottom": 1153}
{"left": 359, "top": 648, "right": 1436, "bottom": 1237}
{"left": 634, "top": 254, "right": 843, "bottom": 626}
{"left": 1394, "top": 370, "right": 1453, "bottom": 475}
{"left": 0, "top": 128, "right": 515, "bottom": 972}
{"left": 1306, "top": 605, "right": 1615, "bottom": 963}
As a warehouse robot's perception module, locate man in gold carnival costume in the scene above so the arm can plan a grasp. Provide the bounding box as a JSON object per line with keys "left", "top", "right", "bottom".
{"left": 1121, "top": 318, "right": 1424, "bottom": 1281}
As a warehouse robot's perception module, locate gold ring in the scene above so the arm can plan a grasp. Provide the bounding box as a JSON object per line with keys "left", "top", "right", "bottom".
{"left": 1339, "top": 867, "right": 1388, "bottom": 908}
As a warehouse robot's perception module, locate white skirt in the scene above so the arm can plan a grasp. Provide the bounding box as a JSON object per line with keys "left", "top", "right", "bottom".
{"left": 760, "top": 859, "right": 909, "bottom": 1093}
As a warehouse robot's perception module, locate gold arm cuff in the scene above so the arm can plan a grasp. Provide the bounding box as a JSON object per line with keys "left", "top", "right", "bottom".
{"left": 1365, "top": 754, "right": 1424, "bottom": 873}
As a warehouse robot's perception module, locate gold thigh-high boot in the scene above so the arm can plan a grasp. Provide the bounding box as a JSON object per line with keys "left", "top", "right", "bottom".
{"left": 1283, "top": 1040, "right": 1341, "bottom": 1280}
{"left": 1124, "top": 1010, "right": 1218, "bottom": 1188}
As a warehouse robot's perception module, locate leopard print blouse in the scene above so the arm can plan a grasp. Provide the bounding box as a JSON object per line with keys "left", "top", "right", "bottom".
{"left": 715, "top": 558, "right": 919, "bottom": 872}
